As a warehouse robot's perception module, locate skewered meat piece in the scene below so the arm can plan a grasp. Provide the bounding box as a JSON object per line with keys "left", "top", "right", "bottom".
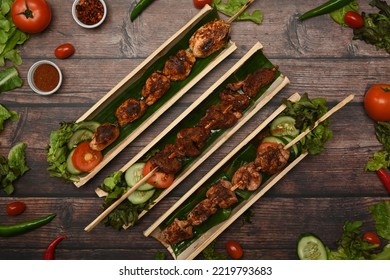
{"left": 198, "top": 104, "right": 238, "bottom": 130}
{"left": 187, "top": 198, "right": 218, "bottom": 226}
{"left": 141, "top": 71, "right": 171, "bottom": 106}
{"left": 150, "top": 144, "right": 182, "bottom": 174}
{"left": 227, "top": 67, "right": 278, "bottom": 98}
{"left": 220, "top": 89, "right": 250, "bottom": 119}
{"left": 189, "top": 19, "right": 230, "bottom": 58}
{"left": 176, "top": 126, "right": 210, "bottom": 157}
{"left": 160, "top": 218, "right": 193, "bottom": 245}
{"left": 255, "top": 143, "right": 290, "bottom": 175}
{"left": 206, "top": 180, "right": 238, "bottom": 208}
{"left": 89, "top": 123, "right": 120, "bottom": 151}
{"left": 163, "top": 49, "right": 196, "bottom": 81}
{"left": 115, "top": 98, "right": 147, "bottom": 127}
{"left": 232, "top": 162, "right": 262, "bottom": 191}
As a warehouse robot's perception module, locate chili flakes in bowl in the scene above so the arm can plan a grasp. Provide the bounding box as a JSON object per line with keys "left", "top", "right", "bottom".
{"left": 72, "top": 0, "right": 107, "bottom": 28}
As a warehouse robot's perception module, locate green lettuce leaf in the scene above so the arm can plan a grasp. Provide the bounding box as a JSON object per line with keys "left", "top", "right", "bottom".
{"left": 213, "top": 0, "right": 263, "bottom": 24}
{"left": 369, "top": 200, "right": 390, "bottom": 240}
{"left": 0, "top": 103, "right": 18, "bottom": 131}
{"left": 0, "top": 66, "right": 23, "bottom": 93}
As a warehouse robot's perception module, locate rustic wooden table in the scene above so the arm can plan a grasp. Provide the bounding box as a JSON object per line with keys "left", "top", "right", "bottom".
{"left": 0, "top": 0, "right": 389, "bottom": 260}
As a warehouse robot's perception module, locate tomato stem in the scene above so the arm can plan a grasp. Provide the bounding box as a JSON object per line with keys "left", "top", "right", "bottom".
{"left": 17, "top": 1, "right": 34, "bottom": 18}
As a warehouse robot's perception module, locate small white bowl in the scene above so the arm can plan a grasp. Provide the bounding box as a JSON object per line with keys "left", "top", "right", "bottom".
{"left": 27, "top": 60, "right": 63, "bottom": 95}
{"left": 72, "top": 0, "right": 107, "bottom": 29}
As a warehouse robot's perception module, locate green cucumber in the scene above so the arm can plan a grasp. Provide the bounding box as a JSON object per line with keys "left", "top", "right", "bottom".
{"left": 67, "top": 129, "right": 94, "bottom": 150}
{"left": 270, "top": 116, "right": 299, "bottom": 137}
{"left": 261, "top": 136, "right": 287, "bottom": 145}
{"left": 73, "top": 121, "right": 101, "bottom": 132}
{"left": 128, "top": 189, "right": 156, "bottom": 205}
{"left": 297, "top": 233, "right": 328, "bottom": 260}
{"left": 125, "top": 163, "right": 155, "bottom": 191}
{"left": 66, "top": 149, "right": 82, "bottom": 175}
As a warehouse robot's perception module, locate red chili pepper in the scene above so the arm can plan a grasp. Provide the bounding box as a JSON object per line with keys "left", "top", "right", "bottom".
{"left": 376, "top": 169, "right": 390, "bottom": 194}
{"left": 43, "top": 235, "right": 66, "bottom": 260}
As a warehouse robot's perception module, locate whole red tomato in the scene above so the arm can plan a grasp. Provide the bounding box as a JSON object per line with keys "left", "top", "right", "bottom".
{"left": 11, "top": 0, "right": 52, "bottom": 34}
{"left": 6, "top": 201, "right": 26, "bottom": 216}
{"left": 193, "top": 0, "right": 213, "bottom": 9}
{"left": 55, "top": 43, "right": 75, "bottom": 59}
{"left": 364, "top": 84, "right": 390, "bottom": 122}
{"left": 344, "top": 11, "right": 364, "bottom": 29}
{"left": 225, "top": 240, "right": 243, "bottom": 259}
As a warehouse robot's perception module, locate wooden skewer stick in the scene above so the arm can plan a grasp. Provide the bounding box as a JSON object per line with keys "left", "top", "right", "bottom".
{"left": 230, "top": 181, "right": 243, "bottom": 191}
{"left": 226, "top": 0, "right": 255, "bottom": 24}
{"left": 284, "top": 94, "right": 355, "bottom": 150}
{"left": 84, "top": 167, "right": 158, "bottom": 232}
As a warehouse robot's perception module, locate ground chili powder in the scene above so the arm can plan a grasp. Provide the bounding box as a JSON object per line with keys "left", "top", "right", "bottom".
{"left": 33, "top": 63, "right": 60, "bottom": 92}
{"left": 76, "top": 0, "right": 104, "bottom": 25}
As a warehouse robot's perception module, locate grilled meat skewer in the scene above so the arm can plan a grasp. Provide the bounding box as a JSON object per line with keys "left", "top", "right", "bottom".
{"left": 89, "top": 123, "right": 120, "bottom": 151}
{"left": 163, "top": 49, "right": 196, "bottom": 81}
{"left": 150, "top": 144, "right": 183, "bottom": 174}
{"left": 175, "top": 126, "right": 210, "bottom": 158}
{"left": 206, "top": 180, "right": 238, "bottom": 208}
{"left": 115, "top": 98, "right": 147, "bottom": 127}
{"left": 231, "top": 162, "right": 262, "bottom": 191}
{"left": 142, "top": 71, "right": 171, "bottom": 106}
{"left": 255, "top": 142, "right": 290, "bottom": 175}
{"left": 160, "top": 218, "right": 193, "bottom": 245}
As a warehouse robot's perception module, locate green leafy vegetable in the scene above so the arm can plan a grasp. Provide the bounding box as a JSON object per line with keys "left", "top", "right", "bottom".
{"left": 213, "top": 0, "right": 263, "bottom": 24}
{"left": 0, "top": 142, "right": 30, "bottom": 195}
{"left": 365, "top": 121, "right": 390, "bottom": 171}
{"left": 330, "top": 0, "right": 359, "bottom": 26}
{"left": 154, "top": 251, "right": 167, "bottom": 260}
{"left": 353, "top": 0, "right": 390, "bottom": 54}
{"left": 0, "top": 0, "right": 29, "bottom": 66}
{"left": 282, "top": 93, "right": 332, "bottom": 155}
{"left": 0, "top": 66, "right": 23, "bottom": 93}
{"left": 0, "top": 103, "right": 18, "bottom": 131}
{"left": 375, "top": 121, "right": 390, "bottom": 151}
{"left": 369, "top": 200, "right": 390, "bottom": 240}
{"left": 201, "top": 240, "right": 227, "bottom": 260}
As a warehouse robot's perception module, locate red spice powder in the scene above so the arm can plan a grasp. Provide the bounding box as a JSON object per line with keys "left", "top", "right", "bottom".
{"left": 33, "top": 64, "right": 60, "bottom": 92}
{"left": 76, "top": 0, "right": 104, "bottom": 25}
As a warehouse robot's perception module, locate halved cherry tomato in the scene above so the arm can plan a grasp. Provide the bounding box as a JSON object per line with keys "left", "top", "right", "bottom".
{"left": 364, "top": 84, "right": 390, "bottom": 122}
{"left": 11, "top": 0, "right": 52, "bottom": 34}
{"left": 363, "top": 232, "right": 381, "bottom": 246}
{"left": 6, "top": 201, "right": 26, "bottom": 216}
{"left": 257, "top": 141, "right": 279, "bottom": 153}
{"left": 142, "top": 160, "right": 174, "bottom": 189}
{"left": 55, "top": 43, "right": 75, "bottom": 59}
{"left": 71, "top": 142, "right": 103, "bottom": 172}
{"left": 344, "top": 11, "right": 364, "bottom": 29}
{"left": 193, "top": 0, "right": 213, "bottom": 9}
{"left": 226, "top": 240, "right": 243, "bottom": 259}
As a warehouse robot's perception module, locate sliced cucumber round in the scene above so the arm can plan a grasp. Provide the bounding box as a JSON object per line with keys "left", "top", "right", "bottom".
{"left": 66, "top": 149, "right": 82, "bottom": 175}
{"left": 73, "top": 121, "right": 101, "bottom": 132}
{"left": 270, "top": 116, "right": 299, "bottom": 137}
{"left": 67, "top": 129, "right": 94, "bottom": 150}
{"left": 261, "top": 136, "right": 287, "bottom": 145}
{"left": 125, "top": 163, "right": 155, "bottom": 191}
{"left": 127, "top": 189, "right": 155, "bottom": 205}
{"left": 297, "top": 233, "right": 328, "bottom": 260}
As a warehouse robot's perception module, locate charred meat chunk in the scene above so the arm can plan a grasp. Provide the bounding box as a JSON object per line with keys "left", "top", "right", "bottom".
{"left": 163, "top": 49, "right": 196, "bottom": 81}
{"left": 150, "top": 144, "right": 182, "bottom": 174}
{"left": 115, "top": 98, "right": 147, "bottom": 127}
{"left": 176, "top": 126, "right": 210, "bottom": 157}
{"left": 255, "top": 142, "right": 290, "bottom": 175}
{"left": 198, "top": 104, "right": 238, "bottom": 131}
{"left": 187, "top": 198, "right": 218, "bottom": 226}
{"left": 142, "top": 71, "right": 171, "bottom": 106}
{"left": 206, "top": 180, "right": 238, "bottom": 208}
{"left": 231, "top": 162, "right": 262, "bottom": 191}
{"left": 89, "top": 123, "right": 120, "bottom": 151}
{"left": 219, "top": 89, "right": 250, "bottom": 119}
{"left": 189, "top": 19, "right": 230, "bottom": 58}
{"left": 160, "top": 218, "right": 193, "bottom": 245}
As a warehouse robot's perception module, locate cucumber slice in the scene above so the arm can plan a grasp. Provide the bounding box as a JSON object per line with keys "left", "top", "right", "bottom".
{"left": 261, "top": 136, "right": 287, "bottom": 145}
{"left": 125, "top": 163, "right": 155, "bottom": 191}
{"left": 73, "top": 121, "right": 101, "bottom": 132}
{"left": 67, "top": 129, "right": 94, "bottom": 150}
{"left": 66, "top": 149, "right": 82, "bottom": 175}
{"left": 270, "top": 116, "right": 299, "bottom": 137}
{"left": 282, "top": 136, "right": 301, "bottom": 159}
{"left": 297, "top": 233, "right": 328, "bottom": 260}
{"left": 127, "top": 189, "right": 156, "bottom": 205}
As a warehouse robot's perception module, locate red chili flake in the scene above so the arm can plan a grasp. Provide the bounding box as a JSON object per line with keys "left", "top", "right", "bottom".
{"left": 76, "top": 0, "right": 104, "bottom": 25}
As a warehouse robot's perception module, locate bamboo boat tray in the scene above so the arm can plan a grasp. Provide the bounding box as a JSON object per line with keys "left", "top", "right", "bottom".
{"left": 145, "top": 92, "right": 353, "bottom": 260}
{"left": 95, "top": 42, "right": 290, "bottom": 227}
{"left": 72, "top": 5, "right": 237, "bottom": 187}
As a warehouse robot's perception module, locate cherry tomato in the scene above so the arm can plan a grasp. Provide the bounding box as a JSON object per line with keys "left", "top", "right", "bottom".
{"left": 142, "top": 160, "right": 175, "bottom": 188}
{"left": 55, "top": 43, "right": 75, "bottom": 59}
{"left": 11, "top": 0, "right": 52, "bottom": 34}
{"left": 344, "top": 11, "right": 364, "bottom": 29}
{"left": 225, "top": 240, "right": 243, "bottom": 259}
{"left": 363, "top": 232, "right": 381, "bottom": 246}
{"left": 363, "top": 84, "right": 390, "bottom": 122}
{"left": 71, "top": 142, "right": 103, "bottom": 172}
{"left": 6, "top": 201, "right": 26, "bottom": 216}
{"left": 193, "top": 0, "right": 213, "bottom": 9}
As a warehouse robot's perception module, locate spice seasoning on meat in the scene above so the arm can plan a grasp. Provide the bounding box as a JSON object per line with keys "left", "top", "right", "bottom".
{"left": 33, "top": 64, "right": 60, "bottom": 92}
{"left": 76, "top": 0, "right": 104, "bottom": 25}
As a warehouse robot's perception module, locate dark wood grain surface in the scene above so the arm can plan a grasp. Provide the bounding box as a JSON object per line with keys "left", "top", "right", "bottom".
{"left": 0, "top": 0, "right": 389, "bottom": 260}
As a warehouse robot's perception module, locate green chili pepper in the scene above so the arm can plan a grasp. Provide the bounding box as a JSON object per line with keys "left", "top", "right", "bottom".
{"left": 299, "top": 0, "right": 354, "bottom": 21}
{"left": 130, "top": 0, "right": 155, "bottom": 22}
{"left": 0, "top": 213, "right": 56, "bottom": 237}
